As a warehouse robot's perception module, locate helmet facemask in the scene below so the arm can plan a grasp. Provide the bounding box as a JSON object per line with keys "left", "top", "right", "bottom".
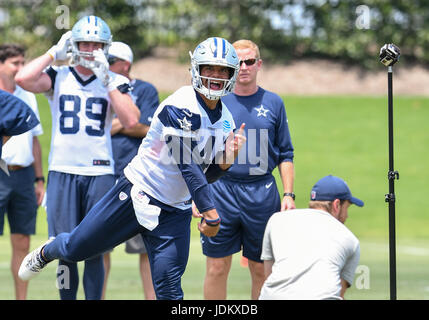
{"left": 70, "top": 41, "right": 109, "bottom": 69}
{"left": 189, "top": 37, "right": 239, "bottom": 101}
{"left": 190, "top": 61, "right": 237, "bottom": 101}
{"left": 69, "top": 15, "right": 112, "bottom": 69}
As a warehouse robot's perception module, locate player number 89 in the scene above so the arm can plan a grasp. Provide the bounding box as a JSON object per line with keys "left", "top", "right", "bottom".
{"left": 59, "top": 94, "right": 108, "bottom": 136}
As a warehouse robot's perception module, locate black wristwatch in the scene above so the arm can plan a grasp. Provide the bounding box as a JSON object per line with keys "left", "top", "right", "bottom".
{"left": 35, "top": 176, "right": 45, "bottom": 183}
{"left": 283, "top": 192, "right": 295, "bottom": 200}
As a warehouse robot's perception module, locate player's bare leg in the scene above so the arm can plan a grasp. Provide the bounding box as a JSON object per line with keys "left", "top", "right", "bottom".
{"left": 10, "top": 234, "right": 30, "bottom": 300}
{"left": 204, "top": 256, "right": 232, "bottom": 299}
{"left": 140, "top": 253, "right": 156, "bottom": 300}
{"left": 248, "top": 259, "right": 265, "bottom": 300}
{"left": 101, "top": 252, "right": 111, "bottom": 299}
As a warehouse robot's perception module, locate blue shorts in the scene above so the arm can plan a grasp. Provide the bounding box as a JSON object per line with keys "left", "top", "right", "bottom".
{"left": 46, "top": 171, "right": 115, "bottom": 237}
{"left": 0, "top": 166, "right": 37, "bottom": 235}
{"left": 201, "top": 176, "right": 280, "bottom": 262}
{"left": 44, "top": 175, "right": 192, "bottom": 300}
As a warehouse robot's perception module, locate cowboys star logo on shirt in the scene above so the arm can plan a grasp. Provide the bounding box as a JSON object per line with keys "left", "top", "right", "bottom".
{"left": 255, "top": 105, "right": 269, "bottom": 117}
{"left": 178, "top": 116, "right": 192, "bottom": 131}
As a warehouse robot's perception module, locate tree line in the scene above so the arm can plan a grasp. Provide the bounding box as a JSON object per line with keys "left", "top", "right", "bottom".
{"left": 0, "top": 0, "right": 427, "bottom": 69}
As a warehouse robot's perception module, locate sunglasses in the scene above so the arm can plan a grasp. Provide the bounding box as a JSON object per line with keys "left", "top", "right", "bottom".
{"left": 107, "top": 55, "right": 124, "bottom": 65}
{"left": 239, "top": 58, "right": 258, "bottom": 67}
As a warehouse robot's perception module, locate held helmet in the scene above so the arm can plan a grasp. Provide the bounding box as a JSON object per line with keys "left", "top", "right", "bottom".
{"left": 189, "top": 37, "right": 239, "bottom": 100}
{"left": 70, "top": 15, "right": 112, "bottom": 68}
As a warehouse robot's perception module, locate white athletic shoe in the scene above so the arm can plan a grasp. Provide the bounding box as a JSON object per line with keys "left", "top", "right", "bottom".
{"left": 18, "top": 238, "right": 54, "bottom": 281}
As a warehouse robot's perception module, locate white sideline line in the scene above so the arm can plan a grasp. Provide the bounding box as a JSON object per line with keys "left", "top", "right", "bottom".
{"left": 364, "top": 242, "right": 429, "bottom": 257}
{"left": 398, "top": 245, "right": 429, "bottom": 256}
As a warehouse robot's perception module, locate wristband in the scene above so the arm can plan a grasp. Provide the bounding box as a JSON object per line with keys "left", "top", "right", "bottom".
{"left": 204, "top": 217, "right": 221, "bottom": 227}
{"left": 283, "top": 192, "right": 295, "bottom": 200}
{"left": 35, "top": 176, "right": 45, "bottom": 183}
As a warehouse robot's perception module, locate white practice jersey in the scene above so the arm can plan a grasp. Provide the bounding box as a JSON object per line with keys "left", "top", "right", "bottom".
{"left": 260, "top": 209, "right": 360, "bottom": 300}
{"left": 46, "top": 66, "right": 129, "bottom": 175}
{"left": 124, "top": 85, "right": 235, "bottom": 210}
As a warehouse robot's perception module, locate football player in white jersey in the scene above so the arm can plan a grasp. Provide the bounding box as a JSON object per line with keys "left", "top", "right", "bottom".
{"left": 18, "top": 37, "right": 246, "bottom": 300}
{"left": 15, "top": 16, "right": 140, "bottom": 300}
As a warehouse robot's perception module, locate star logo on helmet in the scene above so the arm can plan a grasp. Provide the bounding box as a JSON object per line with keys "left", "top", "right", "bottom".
{"left": 255, "top": 105, "right": 269, "bottom": 117}
{"left": 178, "top": 117, "right": 192, "bottom": 131}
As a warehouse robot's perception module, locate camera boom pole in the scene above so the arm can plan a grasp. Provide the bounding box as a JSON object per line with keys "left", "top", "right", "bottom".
{"left": 386, "top": 65, "right": 398, "bottom": 300}
{"left": 379, "top": 44, "right": 400, "bottom": 301}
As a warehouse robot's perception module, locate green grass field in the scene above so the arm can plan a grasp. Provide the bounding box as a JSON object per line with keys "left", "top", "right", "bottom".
{"left": 1, "top": 93, "right": 428, "bottom": 300}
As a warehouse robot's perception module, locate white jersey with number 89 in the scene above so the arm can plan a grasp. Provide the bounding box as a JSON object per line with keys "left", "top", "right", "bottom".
{"left": 46, "top": 65, "right": 129, "bottom": 176}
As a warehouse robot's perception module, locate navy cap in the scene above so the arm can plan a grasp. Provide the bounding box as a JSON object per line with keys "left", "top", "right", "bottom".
{"left": 310, "top": 175, "right": 364, "bottom": 207}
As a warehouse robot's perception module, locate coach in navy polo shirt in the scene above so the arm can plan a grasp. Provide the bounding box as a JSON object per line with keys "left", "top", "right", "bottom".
{"left": 196, "top": 39, "right": 295, "bottom": 300}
